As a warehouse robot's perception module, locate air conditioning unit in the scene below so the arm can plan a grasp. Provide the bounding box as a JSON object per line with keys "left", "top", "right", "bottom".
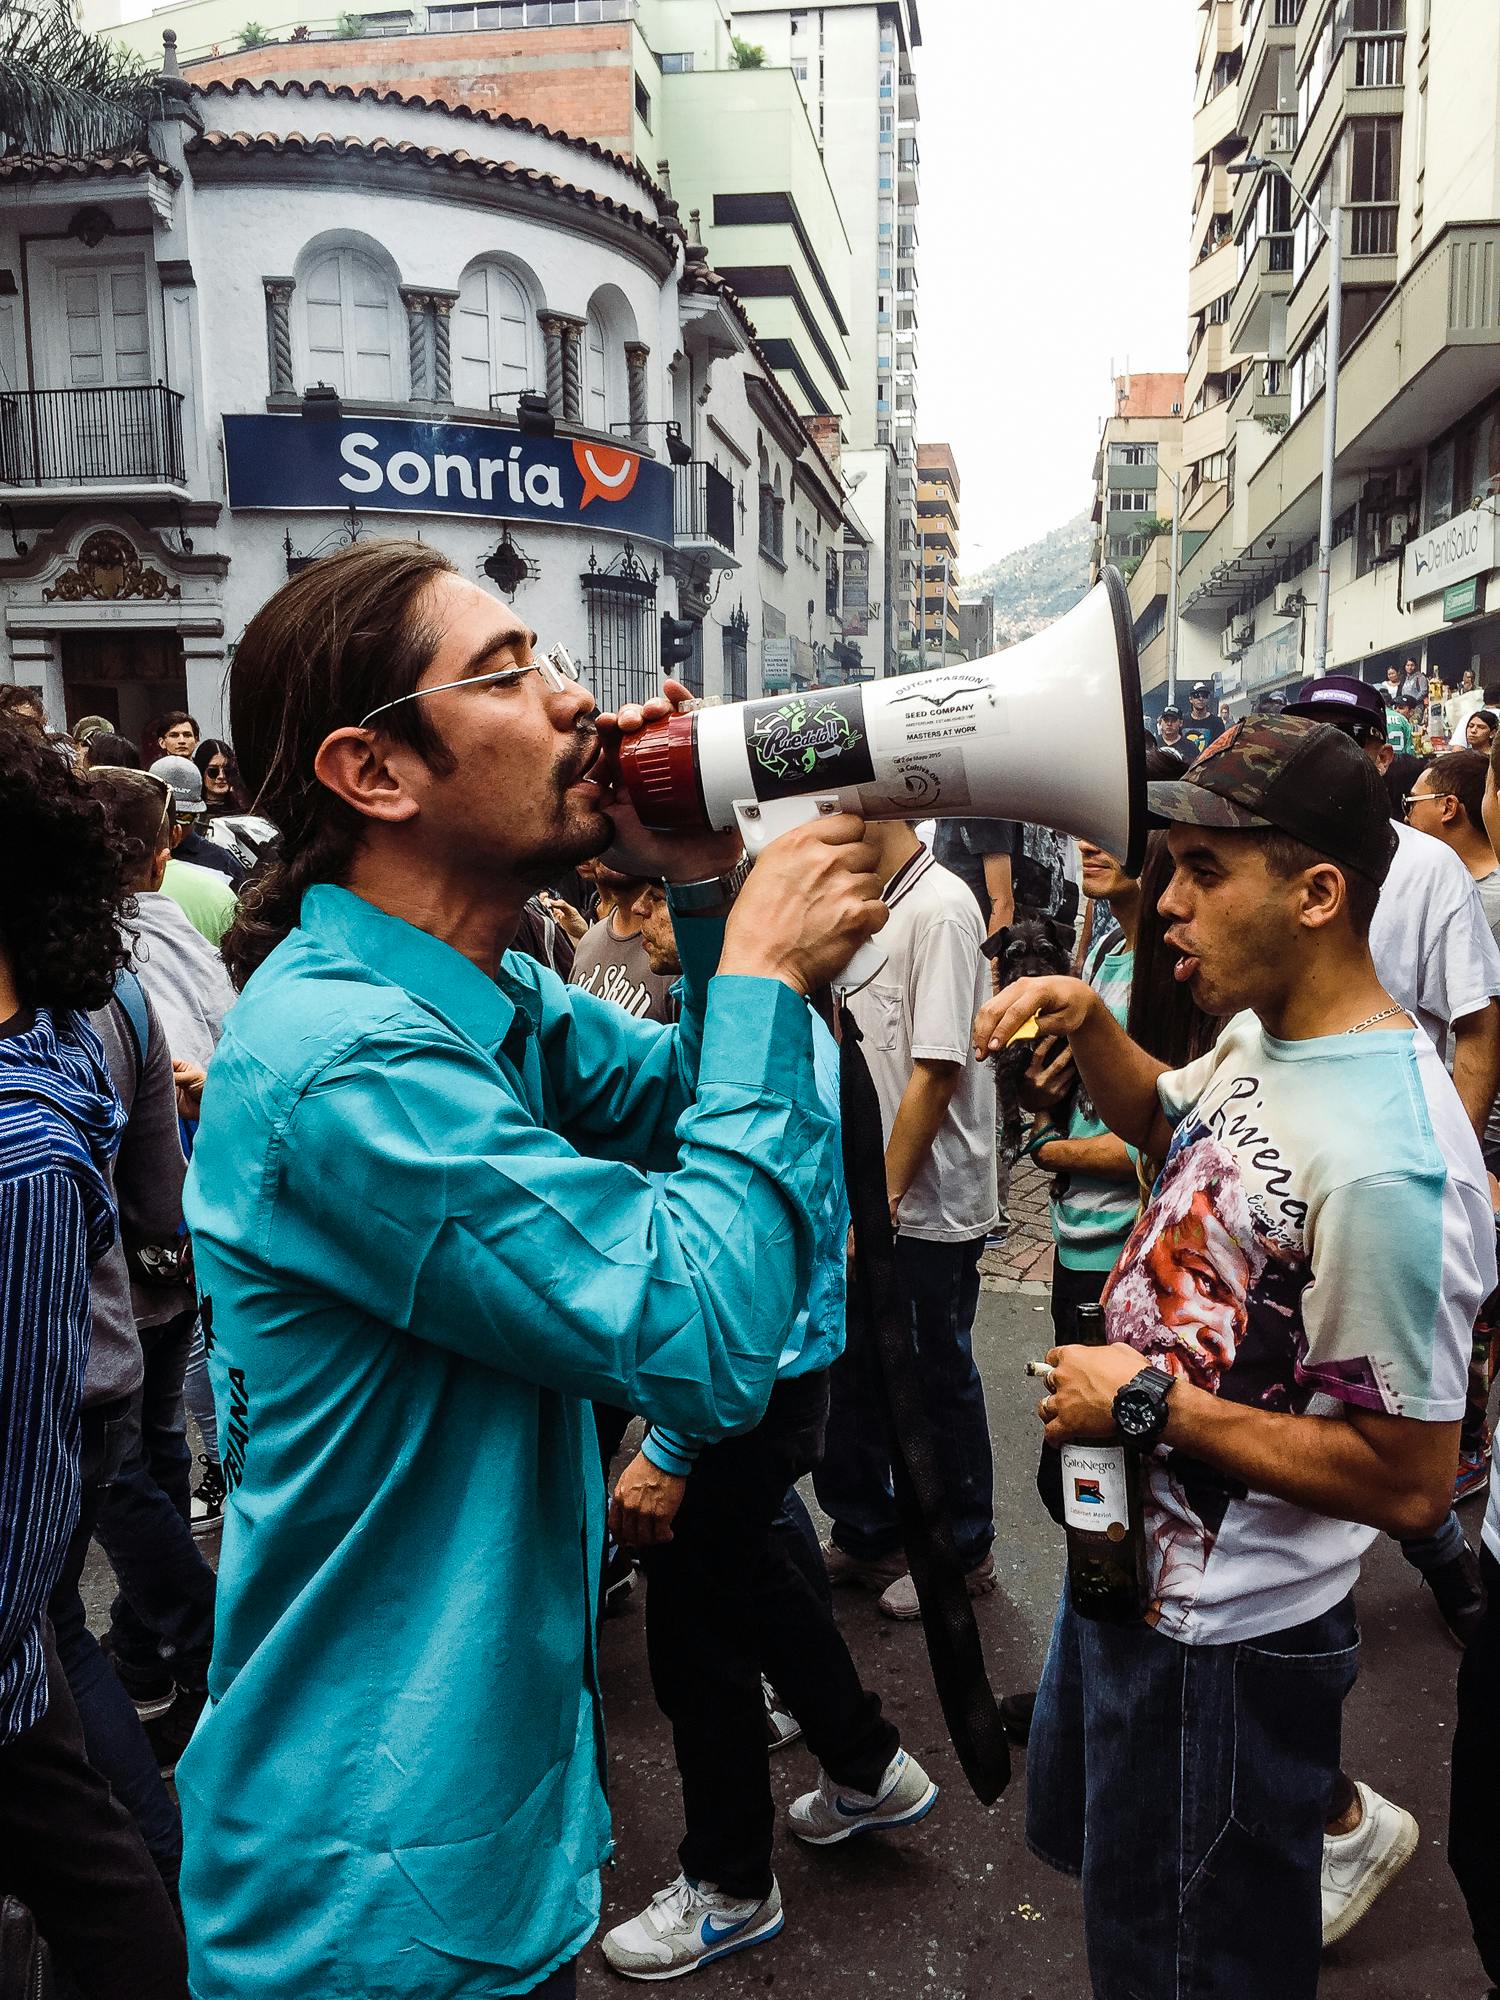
{"left": 1278, "top": 592, "right": 1307, "bottom": 618}
{"left": 1221, "top": 623, "right": 1247, "bottom": 659}
{"left": 1386, "top": 514, "right": 1411, "bottom": 548}
{"left": 1232, "top": 622, "right": 1254, "bottom": 648}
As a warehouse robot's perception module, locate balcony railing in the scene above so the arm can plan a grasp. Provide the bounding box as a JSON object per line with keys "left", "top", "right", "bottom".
{"left": 1348, "top": 201, "right": 1398, "bottom": 256}
{"left": 0, "top": 385, "right": 186, "bottom": 487}
{"left": 1353, "top": 31, "right": 1404, "bottom": 88}
{"left": 675, "top": 460, "right": 735, "bottom": 560}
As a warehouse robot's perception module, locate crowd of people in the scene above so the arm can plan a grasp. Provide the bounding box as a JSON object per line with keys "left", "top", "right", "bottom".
{"left": 1, "top": 557, "right": 1499, "bottom": 2000}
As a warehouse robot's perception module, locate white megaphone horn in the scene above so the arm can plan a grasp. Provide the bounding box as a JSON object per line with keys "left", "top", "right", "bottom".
{"left": 613, "top": 567, "right": 1148, "bottom": 988}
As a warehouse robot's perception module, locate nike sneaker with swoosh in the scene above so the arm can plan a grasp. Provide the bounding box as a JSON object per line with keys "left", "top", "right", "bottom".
{"left": 601, "top": 1873, "right": 783, "bottom": 1981}
{"left": 787, "top": 1747, "right": 938, "bottom": 1847}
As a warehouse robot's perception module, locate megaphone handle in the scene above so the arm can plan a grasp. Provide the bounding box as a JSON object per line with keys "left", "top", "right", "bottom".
{"left": 730, "top": 795, "right": 890, "bottom": 996}
{"left": 833, "top": 936, "right": 888, "bottom": 997}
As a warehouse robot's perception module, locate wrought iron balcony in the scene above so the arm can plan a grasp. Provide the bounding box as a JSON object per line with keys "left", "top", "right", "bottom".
{"left": 673, "top": 460, "right": 738, "bottom": 569}
{"left": 0, "top": 385, "right": 186, "bottom": 488}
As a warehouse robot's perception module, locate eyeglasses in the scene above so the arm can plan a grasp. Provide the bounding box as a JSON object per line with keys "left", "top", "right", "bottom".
{"left": 205, "top": 762, "right": 230, "bottom": 778}
{"left": 357, "top": 643, "right": 579, "bottom": 731}
{"left": 1402, "top": 791, "right": 1453, "bottom": 813}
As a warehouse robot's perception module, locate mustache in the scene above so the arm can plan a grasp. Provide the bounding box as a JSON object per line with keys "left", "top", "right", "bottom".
{"left": 558, "top": 718, "right": 603, "bottom": 792}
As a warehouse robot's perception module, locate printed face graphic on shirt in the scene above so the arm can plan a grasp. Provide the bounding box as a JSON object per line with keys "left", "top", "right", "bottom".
{"left": 1105, "top": 1136, "right": 1267, "bottom": 1394}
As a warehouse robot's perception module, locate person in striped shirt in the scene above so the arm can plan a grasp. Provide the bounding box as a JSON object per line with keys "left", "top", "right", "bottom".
{"left": 0, "top": 712, "right": 188, "bottom": 1998}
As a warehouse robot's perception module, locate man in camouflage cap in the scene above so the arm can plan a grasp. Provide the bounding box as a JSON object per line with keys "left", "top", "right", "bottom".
{"left": 971, "top": 714, "right": 1494, "bottom": 2000}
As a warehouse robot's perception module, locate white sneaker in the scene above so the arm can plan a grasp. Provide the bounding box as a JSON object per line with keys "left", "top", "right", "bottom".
{"left": 602, "top": 1873, "right": 783, "bottom": 1981}
{"left": 1321, "top": 1782, "right": 1419, "bottom": 1945}
{"left": 762, "top": 1677, "right": 801, "bottom": 1752}
{"left": 787, "top": 1747, "right": 937, "bottom": 1847}
{"left": 878, "top": 1553, "right": 998, "bottom": 1621}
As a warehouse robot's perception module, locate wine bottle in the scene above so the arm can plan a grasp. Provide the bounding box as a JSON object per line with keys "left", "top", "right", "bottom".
{"left": 1060, "top": 1304, "right": 1149, "bottom": 1623}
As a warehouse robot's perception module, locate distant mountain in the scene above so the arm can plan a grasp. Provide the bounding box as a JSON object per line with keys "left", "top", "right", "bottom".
{"left": 963, "top": 510, "right": 1092, "bottom": 645}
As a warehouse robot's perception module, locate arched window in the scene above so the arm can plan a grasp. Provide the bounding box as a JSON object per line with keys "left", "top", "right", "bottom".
{"left": 584, "top": 303, "right": 627, "bottom": 433}
{"left": 455, "top": 261, "right": 538, "bottom": 410}
{"left": 301, "top": 246, "right": 401, "bottom": 400}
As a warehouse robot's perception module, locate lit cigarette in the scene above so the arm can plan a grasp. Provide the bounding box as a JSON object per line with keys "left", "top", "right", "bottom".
{"left": 1025, "top": 1360, "right": 1053, "bottom": 1379}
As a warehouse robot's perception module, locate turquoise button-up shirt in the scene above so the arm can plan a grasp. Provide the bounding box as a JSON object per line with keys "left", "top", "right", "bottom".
{"left": 177, "top": 884, "right": 840, "bottom": 2000}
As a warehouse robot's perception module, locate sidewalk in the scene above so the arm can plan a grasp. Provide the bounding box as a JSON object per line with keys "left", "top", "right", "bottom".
{"left": 979, "top": 1152, "right": 1054, "bottom": 1292}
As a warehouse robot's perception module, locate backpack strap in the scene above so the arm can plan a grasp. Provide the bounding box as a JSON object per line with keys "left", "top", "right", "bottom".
{"left": 111, "top": 967, "right": 150, "bottom": 1088}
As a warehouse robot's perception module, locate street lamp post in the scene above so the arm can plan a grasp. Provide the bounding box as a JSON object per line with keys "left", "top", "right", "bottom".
{"left": 1166, "top": 465, "right": 1182, "bottom": 709}
{"left": 1227, "top": 154, "right": 1341, "bottom": 676}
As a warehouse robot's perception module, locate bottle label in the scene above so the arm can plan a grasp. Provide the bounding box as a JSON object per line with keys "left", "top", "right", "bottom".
{"left": 1060, "top": 1442, "right": 1131, "bottom": 1538}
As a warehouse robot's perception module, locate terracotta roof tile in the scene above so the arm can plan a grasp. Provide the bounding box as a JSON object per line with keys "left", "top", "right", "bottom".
{"left": 0, "top": 149, "right": 180, "bottom": 185}
{"left": 186, "top": 127, "right": 676, "bottom": 251}
{"left": 188, "top": 77, "right": 662, "bottom": 198}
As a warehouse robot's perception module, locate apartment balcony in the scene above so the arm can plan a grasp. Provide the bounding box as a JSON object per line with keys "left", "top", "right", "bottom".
{"left": 1247, "top": 220, "right": 1500, "bottom": 551}
{"left": 1237, "top": 0, "right": 1299, "bottom": 128}
{"left": 1229, "top": 231, "right": 1293, "bottom": 351}
{"left": 1293, "top": 32, "right": 1404, "bottom": 191}
{"left": 897, "top": 143, "right": 919, "bottom": 201}
{"left": 1228, "top": 354, "right": 1290, "bottom": 427}
{"left": 899, "top": 69, "right": 919, "bottom": 121}
{"left": 1185, "top": 319, "right": 1232, "bottom": 413}
{"left": 1190, "top": 237, "right": 1239, "bottom": 317}
{"left": 1230, "top": 106, "right": 1298, "bottom": 232}
{"left": 1286, "top": 200, "right": 1399, "bottom": 360}
{"left": 1193, "top": 70, "right": 1241, "bottom": 165}
{"left": 1190, "top": 164, "right": 1231, "bottom": 261}
{"left": 0, "top": 384, "right": 187, "bottom": 494}
{"left": 673, "top": 461, "right": 738, "bottom": 570}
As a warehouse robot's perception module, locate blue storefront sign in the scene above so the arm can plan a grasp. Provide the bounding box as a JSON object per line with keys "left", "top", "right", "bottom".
{"left": 221, "top": 413, "right": 674, "bottom": 543}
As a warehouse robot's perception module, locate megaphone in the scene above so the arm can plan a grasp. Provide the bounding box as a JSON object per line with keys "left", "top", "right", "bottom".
{"left": 615, "top": 566, "right": 1147, "bottom": 984}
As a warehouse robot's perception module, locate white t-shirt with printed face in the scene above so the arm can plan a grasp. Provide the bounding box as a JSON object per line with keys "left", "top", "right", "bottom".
{"left": 1100, "top": 1011, "right": 1494, "bottom": 1646}
{"left": 1370, "top": 821, "right": 1500, "bottom": 1059}
{"left": 845, "top": 855, "right": 999, "bottom": 1244}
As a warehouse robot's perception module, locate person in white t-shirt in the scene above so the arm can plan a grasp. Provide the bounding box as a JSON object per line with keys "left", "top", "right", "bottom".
{"left": 975, "top": 716, "right": 1494, "bottom": 2000}
{"left": 815, "top": 822, "right": 1000, "bottom": 1620}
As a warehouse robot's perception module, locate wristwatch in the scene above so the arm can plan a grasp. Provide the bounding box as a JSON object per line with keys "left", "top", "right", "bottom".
{"left": 665, "top": 874, "right": 737, "bottom": 918}
{"left": 1112, "top": 1365, "right": 1175, "bottom": 1449}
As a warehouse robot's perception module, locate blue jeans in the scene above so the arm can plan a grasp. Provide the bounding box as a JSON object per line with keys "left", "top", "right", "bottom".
{"left": 815, "top": 1233, "right": 994, "bottom": 1570}
{"left": 94, "top": 1309, "right": 217, "bottom": 1692}
{"left": 182, "top": 1311, "right": 218, "bottom": 1461}
{"left": 1028, "top": 1582, "right": 1360, "bottom": 2000}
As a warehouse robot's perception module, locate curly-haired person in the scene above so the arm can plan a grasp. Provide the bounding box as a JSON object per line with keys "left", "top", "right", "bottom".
{"left": 0, "top": 714, "right": 189, "bottom": 1999}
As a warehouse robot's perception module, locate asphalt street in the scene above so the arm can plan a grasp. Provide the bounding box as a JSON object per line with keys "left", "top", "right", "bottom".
{"left": 581, "top": 1271, "right": 1490, "bottom": 2000}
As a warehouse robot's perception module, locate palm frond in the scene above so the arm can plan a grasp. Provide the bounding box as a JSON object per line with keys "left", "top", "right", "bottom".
{"left": 0, "top": 0, "right": 166, "bottom": 160}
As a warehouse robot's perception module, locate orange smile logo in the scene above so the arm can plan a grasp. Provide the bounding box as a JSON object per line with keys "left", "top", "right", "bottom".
{"left": 573, "top": 441, "right": 641, "bottom": 509}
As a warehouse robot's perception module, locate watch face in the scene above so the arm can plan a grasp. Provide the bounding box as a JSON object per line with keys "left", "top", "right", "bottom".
{"left": 1116, "top": 1382, "right": 1163, "bottom": 1441}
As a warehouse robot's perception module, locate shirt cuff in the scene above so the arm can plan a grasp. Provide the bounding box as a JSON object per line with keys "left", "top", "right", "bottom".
{"left": 701, "top": 975, "right": 815, "bottom": 1099}
{"left": 673, "top": 911, "right": 729, "bottom": 1013}
{"left": 641, "top": 1426, "right": 700, "bottom": 1476}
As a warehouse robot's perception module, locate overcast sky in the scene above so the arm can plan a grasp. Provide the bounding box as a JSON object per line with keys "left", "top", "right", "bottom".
{"left": 918, "top": 0, "right": 1195, "bottom": 570}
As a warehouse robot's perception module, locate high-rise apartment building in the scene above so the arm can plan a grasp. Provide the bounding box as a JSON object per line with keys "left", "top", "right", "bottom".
{"left": 1090, "top": 372, "right": 1186, "bottom": 581}
{"left": 1168, "top": 0, "right": 1500, "bottom": 709}
{"left": 729, "top": 0, "right": 922, "bottom": 662}
{"left": 915, "top": 439, "right": 958, "bottom": 662}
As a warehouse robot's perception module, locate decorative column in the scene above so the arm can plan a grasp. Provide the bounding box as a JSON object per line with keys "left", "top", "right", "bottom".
{"left": 557, "top": 316, "right": 585, "bottom": 423}
{"left": 263, "top": 277, "right": 295, "bottom": 395}
{"left": 428, "top": 290, "right": 458, "bottom": 405}
{"left": 540, "top": 312, "right": 567, "bottom": 419}
{"left": 624, "top": 341, "right": 650, "bottom": 445}
{"left": 400, "top": 288, "right": 432, "bottom": 400}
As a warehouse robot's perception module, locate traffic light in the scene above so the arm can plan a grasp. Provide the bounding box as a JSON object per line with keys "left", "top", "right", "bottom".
{"left": 660, "top": 612, "right": 696, "bottom": 672}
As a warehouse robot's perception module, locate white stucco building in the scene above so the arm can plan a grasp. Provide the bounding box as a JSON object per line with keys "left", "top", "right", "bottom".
{"left": 0, "top": 71, "right": 866, "bottom": 735}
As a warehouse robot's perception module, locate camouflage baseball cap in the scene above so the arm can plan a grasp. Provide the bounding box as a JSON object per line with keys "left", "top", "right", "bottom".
{"left": 1147, "top": 713, "right": 1398, "bottom": 885}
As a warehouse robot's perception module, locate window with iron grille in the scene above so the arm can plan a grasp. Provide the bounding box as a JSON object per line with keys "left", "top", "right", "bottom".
{"left": 723, "top": 616, "right": 749, "bottom": 702}
{"left": 580, "top": 545, "right": 657, "bottom": 715}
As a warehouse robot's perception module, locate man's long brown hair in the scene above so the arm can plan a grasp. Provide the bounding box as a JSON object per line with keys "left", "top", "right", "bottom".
{"left": 223, "top": 539, "right": 458, "bottom": 989}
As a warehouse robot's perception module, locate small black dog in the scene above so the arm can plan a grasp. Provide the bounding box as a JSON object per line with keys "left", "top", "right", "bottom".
{"left": 981, "top": 911, "right": 1076, "bottom": 1162}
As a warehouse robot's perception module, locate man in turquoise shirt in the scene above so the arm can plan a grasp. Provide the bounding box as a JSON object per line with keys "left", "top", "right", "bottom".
{"left": 176, "top": 540, "right": 886, "bottom": 2000}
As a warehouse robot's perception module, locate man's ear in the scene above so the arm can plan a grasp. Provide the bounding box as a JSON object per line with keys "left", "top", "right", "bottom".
{"left": 313, "top": 728, "right": 422, "bottom": 826}
{"left": 148, "top": 844, "right": 170, "bottom": 892}
{"left": 1298, "top": 861, "right": 1348, "bottom": 932}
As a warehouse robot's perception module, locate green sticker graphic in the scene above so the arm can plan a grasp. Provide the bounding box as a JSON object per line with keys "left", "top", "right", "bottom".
{"left": 743, "top": 686, "right": 875, "bottom": 800}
